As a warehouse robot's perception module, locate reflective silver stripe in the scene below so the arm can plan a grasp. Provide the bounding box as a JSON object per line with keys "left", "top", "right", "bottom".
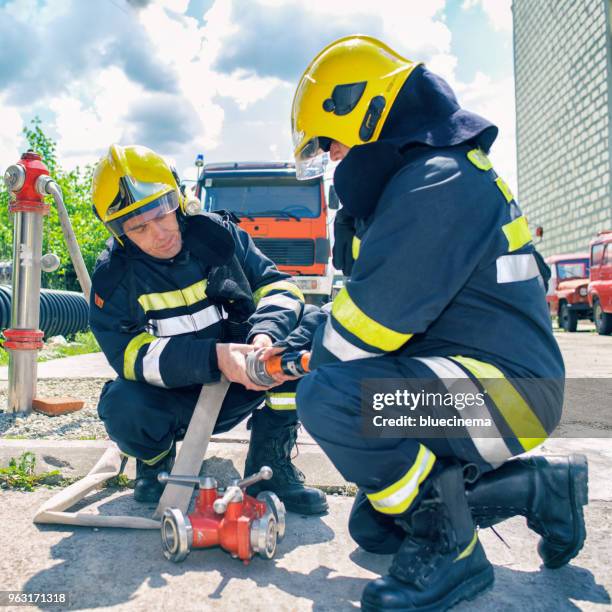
{"left": 256, "top": 293, "right": 302, "bottom": 316}
{"left": 496, "top": 254, "right": 540, "bottom": 284}
{"left": 413, "top": 356, "right": 512, "bottom": 466}
{"left": 150, "top": 305, "right": 222, "bottom": 337}
{"left": 322, "top": 318, "right": 379, "bottom": 361}
{"left": 265, "top": 392, "right": 297, "bottom": 411}
{"left": 142, "top": 337, "right": 170, "bottom": 387}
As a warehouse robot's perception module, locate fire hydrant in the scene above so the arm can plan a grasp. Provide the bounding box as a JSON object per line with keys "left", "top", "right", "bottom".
{"left": 158, "top": 466, "right": 286, "bottom": 564}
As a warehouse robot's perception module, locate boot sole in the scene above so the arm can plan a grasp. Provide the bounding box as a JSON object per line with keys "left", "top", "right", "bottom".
{"left": 541, "top": 453, "right": 589, "bottom": 569}
{"left": 283, "top": 500, "right": 329, "bottom": 516}
{"left": 361, "top": 564, "right": 494, "bottom": 612}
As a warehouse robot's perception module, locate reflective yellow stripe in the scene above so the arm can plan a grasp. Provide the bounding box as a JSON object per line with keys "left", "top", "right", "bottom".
{"left": 141, "top": 444, "right": 173, "bottom": 466}
{"left": 502, "top": 216, "right": 532, "bottom": 252}
{"left": 467, "top": 148, "right": 492, "bottom": 171}
{"left": 451, "top": 356, "right": 547, "bottom": 451}
{"left": 138, "top": 280, "right": 207, "bottom": 312}
{"left": 253, "top": 280, "right": 304, "bottom": 305}
{"left": 455, "top": 532, "right": 478, "bottom": 562}
{"left": 352, "top": 236, "right": 361, "bottom": 260}
{"left": 332, "top": 287, "right": 412, "bottom": 352}
{"left": 124, "top": 332, "right": 156, "bottom": 380}
{"left": 367, "top": 445, "right": 436, "bottom": 515}
{"left": 495, "top": 177, "right": 514, "bottom": 203}
{"left": 265, "top": 391, "right": 297, "bottom": 411}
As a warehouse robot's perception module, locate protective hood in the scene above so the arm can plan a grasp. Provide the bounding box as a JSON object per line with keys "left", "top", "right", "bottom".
{"left": 333, "top": 65, "right": 499, "bottom": 219}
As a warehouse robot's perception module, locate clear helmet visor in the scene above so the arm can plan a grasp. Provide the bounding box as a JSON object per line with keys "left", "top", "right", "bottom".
{"left": 105, "top": 191, "right": 179, "bottom": 237}
{"left": 294, "top": 137, "right": 329, "bottom": 180}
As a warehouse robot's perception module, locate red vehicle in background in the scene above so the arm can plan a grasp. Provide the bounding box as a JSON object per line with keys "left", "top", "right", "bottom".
{"left": 545, "top": 253, "right": 591, "bottom": 332}
{"left": 195, "top": 161, "right": 338, "bottom": 305}
{"left": 588, "top": 230, "right": 612, "bottom": 335}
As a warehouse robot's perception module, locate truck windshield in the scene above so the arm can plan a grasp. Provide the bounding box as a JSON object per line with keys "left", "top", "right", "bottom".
{"left": 557, "top": 259, "right": 589, "bottom": 279}
{"left": 202, "top": 178, "right": 321, "bottom": 218}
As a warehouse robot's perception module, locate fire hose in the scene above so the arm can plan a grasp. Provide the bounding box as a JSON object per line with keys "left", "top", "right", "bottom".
{"left": 33, "top": 380, "right": 286, "bottom": 563}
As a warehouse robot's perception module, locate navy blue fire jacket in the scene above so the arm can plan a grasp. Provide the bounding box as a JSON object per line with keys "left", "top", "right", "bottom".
{"left": 89, "top": 213, "right": 304, "bottom": 388}
{"left": 312, "top": 144, "right": 564, "bottom": 382}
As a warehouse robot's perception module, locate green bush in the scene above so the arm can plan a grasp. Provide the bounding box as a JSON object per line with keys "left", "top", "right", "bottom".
{"left": 0, "top": 118, "right": 107, "bottom": 291}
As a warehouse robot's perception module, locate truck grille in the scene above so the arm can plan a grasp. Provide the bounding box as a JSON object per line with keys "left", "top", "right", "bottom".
{"left": 253, "top": 238, "right": 315, "bottom": 266}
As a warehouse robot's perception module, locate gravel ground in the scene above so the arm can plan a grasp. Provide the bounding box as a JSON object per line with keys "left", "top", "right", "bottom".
{"left": 0, "top": 378, "right": 109, "bottom": 440}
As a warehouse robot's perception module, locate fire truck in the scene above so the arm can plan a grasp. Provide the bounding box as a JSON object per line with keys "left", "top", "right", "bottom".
{"left": 195, "top": 161, "right": 338, "bottom": 305}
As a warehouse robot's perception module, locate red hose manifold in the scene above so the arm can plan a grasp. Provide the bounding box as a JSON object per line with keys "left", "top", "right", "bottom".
{"left": 158, "top": 466, "right": 286, "bottom": 564}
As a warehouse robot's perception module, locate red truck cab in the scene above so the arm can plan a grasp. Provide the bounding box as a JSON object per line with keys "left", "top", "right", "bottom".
{"left": 588, "top": 230, "right": 612, "bottom": 335}
{"left": 545, "top": 253, "right": 591, "bottom": 332}
{"left": 195, "top": 162, "right": 337, "bottom": 305}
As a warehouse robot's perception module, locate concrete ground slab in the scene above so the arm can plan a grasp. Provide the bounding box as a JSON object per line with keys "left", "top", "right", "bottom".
{"left": 0, "top": 438, "right": 610, "bottom": 611}
{"left": 0, "top": 352, "right": 115, "bottom": 381}
{"left": 0, "top": 438, "right": 345, "bottom": 489}
{"left": 0, "top": 491, "right": 610, "bottom": 611}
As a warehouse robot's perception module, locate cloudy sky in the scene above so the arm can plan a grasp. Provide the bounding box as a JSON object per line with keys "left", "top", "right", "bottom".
{"left": 0, "top": 0, "right": 516, "bottom": 189}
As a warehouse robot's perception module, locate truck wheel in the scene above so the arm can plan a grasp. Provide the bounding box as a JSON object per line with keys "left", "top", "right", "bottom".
{"left": 593, "top": 300, "right": 612, "bottom": 335}
{"left": 559, "top": 302, "right": 578, "bottom": 332}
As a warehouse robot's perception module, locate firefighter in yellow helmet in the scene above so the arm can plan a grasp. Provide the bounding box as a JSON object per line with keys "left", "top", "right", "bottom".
{"left": 89, "top": 144, "right": 328, "bottom": 514}
{"left": 288, "top": 35, "right": 587, "bottom": 610}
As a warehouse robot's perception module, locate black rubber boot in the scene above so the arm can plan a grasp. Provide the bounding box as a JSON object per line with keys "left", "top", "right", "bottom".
{"left": 467, "top": 453, "right": 588, "bottom": 568}
{"left": 134, "top": 442, "right": 176, "bottom": 504}
{"left": 361, "top": 463, "right": 494, "bottom": 612}
{"left": 244, "top": 407, "right": 328, "bottom": 515}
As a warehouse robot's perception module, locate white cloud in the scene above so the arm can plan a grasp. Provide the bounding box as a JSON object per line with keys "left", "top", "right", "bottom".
{"left": 462, "top": 0, "right": 512, "bottom": 32}
{"left": 0, "top": 0, "right": 516, "bottom": 196}
{"left": 0, "top": 99, "right": 25, "bottom": 175}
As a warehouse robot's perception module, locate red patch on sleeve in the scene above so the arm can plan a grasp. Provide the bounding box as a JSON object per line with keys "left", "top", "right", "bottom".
{"left": 94, "top": 293, "right": 104, "bottom": 308}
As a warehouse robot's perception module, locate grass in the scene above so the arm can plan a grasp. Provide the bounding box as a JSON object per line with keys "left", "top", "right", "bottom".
{"left": 0, "top": 330, "right": 100, "bottom": 366}
{"left": 0, "top": 451, "right": 64, "bottom": 491}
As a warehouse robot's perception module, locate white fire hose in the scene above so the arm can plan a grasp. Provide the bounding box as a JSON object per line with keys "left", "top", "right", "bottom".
{"left": 34, "top": 380, "right": 230, "bottom": 529}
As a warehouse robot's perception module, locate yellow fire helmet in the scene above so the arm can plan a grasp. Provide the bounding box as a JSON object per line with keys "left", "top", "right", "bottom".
{"left": 291, "top": 35, "right": 421, "bottom": 179}
{"left": 91, "top": 144, "right": 184, "bottom": 240}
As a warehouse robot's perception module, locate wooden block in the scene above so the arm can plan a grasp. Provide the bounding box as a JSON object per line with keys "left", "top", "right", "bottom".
{"left": 32, "top": 397, "right": 85, "bottom": 416}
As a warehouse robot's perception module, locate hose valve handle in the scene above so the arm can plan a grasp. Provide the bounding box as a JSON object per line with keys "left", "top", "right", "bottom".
{"left": 213, "top": 485, "right": 244, "bottom": 514}
{"left": 235, "top": 466, "right": 273, "bottom": 490}
{"left": 157, "top": 472, "right": 218, "bottom": 490}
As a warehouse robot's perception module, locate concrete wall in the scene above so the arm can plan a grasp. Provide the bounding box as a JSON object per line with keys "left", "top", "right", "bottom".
{"left": 513, "top": 0, "right": 612, "bottom": 256}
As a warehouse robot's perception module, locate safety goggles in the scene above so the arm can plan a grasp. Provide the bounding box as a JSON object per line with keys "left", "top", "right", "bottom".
{"left": 105, "top": 189, "right": 179, "bottom": 237}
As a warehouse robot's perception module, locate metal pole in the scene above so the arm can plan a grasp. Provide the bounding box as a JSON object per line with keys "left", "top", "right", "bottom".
{"left": 39, "top": 178, "right": 91, "bottom": 301}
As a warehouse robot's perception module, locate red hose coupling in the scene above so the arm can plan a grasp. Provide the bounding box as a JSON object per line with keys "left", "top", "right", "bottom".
{"left": 5, "top": 151, "right": 51, "bottom": 214}
{"left": 3, "top": 329, "right": 44, "bottom": 350}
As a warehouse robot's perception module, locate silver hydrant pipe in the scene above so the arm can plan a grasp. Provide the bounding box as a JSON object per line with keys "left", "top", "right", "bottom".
{"left": 37, "top": 176, "right": 92, "bottom": 301}
{"left": 7, "top": 208, "right": 44, "bottom": 413}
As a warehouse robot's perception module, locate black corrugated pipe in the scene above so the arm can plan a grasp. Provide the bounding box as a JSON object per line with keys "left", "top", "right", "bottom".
{"left": 0, "top": 285, "right": 89, "bottom": 339}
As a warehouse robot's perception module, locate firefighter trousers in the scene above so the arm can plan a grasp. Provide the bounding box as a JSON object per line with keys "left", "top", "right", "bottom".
{"left": 296, "top": 352, "right": 553, "bottom": 551}
{"left": 98, "top": 377, "right": 298, "bottom": 462}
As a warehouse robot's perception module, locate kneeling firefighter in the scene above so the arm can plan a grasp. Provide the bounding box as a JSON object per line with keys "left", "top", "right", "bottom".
{"left": 89, "top": 144, "right": 328, "bottom": 515}
{"left": 288, "top": 36, "right": 588, "bottom": 609}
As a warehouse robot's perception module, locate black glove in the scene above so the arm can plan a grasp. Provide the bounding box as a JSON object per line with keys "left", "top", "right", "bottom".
{"left": 332, "top": 206, "right": 356, "bottom": 276}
